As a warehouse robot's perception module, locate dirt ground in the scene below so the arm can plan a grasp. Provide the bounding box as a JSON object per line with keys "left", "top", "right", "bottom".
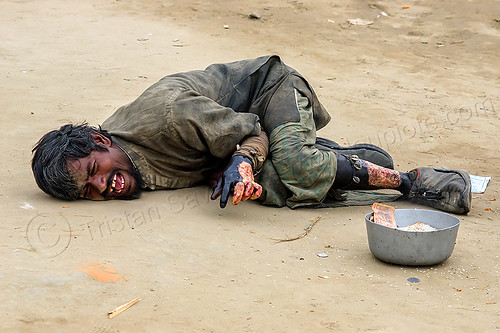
{"left": 1, "top": 0, "right": 499, "bottom": 331}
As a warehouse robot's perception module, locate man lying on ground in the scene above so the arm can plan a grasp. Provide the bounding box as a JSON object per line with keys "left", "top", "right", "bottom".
{"left": 31, "top": 55, "right": 471, "bottom": 214}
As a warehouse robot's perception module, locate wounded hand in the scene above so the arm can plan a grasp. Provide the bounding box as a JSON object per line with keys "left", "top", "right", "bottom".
{"left": 210, "top": 155, "right": 262, "bottom": 208}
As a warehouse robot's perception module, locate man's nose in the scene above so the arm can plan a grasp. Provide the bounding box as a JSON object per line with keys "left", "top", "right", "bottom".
{"left": 89, "top": 174, "right": 107, "bottom": 194}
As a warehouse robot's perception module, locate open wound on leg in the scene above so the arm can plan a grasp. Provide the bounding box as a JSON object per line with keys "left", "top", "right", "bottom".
{"left": 366, "top": 161, "right": 402, "bottom": 188}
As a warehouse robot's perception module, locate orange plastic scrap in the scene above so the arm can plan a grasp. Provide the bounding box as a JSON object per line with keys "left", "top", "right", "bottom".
{"left": 372, "top": 202, "right": 397, "bottom": 228}
{"left": 74, "top": 261, "right": 126, "bottom": 283}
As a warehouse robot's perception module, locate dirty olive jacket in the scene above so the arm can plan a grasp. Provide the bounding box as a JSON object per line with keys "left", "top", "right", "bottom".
{"left": 101, "top": 55, "right": 330, "bottom": 191}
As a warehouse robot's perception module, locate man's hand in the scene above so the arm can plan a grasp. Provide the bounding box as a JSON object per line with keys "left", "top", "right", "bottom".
{"left": 210, "top": 155, "right": 262, "bottom": 208}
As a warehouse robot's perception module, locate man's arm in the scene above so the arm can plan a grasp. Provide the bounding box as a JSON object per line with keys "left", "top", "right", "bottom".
{"left": 171, "top": 89, "right": 262, "bottom": 159}
{"left": 167, "top": 89, "right": 268, "bottom": 207}
{"left": 211, "top": 131, "right": 269, "bottom": 208}
{"left": 233, "top": 130, "right": 269, "bottom": 171}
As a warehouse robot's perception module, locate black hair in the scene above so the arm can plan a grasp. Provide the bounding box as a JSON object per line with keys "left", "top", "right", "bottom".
{"left": 31, "top": 123, "right": 112, "bottom": 200}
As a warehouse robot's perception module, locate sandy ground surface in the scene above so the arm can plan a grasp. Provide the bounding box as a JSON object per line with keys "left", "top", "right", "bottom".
{"left": 1, "top": 0, "right": 500, "bottom": 331}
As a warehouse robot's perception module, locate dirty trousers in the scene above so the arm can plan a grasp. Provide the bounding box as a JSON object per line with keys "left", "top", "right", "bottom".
{"left": 265, "top": 90, "right": 337, "bottom": 207}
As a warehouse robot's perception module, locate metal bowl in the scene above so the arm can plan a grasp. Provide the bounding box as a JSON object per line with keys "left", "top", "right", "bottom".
{"left": 365, "top": 209, "right": 460, "bottom": 266}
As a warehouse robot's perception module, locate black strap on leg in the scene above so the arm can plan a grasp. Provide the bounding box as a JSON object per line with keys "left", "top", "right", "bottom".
{"left": 332, "top": 153, "right": 373, "bottom": 190}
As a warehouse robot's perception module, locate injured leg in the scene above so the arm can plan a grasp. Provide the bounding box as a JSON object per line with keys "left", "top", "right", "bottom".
{"left": 332, "top": 153, "right": 472, "bottom": 214}
{"left": 332, "top": 154, "right": 411, "bottom": 193}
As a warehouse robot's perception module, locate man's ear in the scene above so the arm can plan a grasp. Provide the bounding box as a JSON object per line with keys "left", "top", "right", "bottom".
{"left": 90, "top": 132, "right": 112, "bottom": 147}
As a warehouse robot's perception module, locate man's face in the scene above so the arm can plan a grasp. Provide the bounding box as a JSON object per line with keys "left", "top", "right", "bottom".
{"left": 67, "top": 133, "right": 141, "bottom": 200}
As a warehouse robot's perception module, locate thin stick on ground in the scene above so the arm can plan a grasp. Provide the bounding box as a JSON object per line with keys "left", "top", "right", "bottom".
{"left": 108, "top": 297, "right": 141, "bottom": 319}
{"left": 271, "top": 216, "right": 322, "bottom": 243}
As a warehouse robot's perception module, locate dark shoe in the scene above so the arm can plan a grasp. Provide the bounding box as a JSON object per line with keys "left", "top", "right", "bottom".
{"left": 315, "top": 137, "right": 394, "bottom": 169}
{"left": 407, "top": 167, "right": 471, "bottom": 214}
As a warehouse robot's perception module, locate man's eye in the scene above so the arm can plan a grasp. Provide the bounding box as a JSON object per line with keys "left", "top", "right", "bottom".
{"left": 91, "top": 161, "right": 97, "bottom": 176}
{"left": 83, "top": 185, "right": 90, "bottom": 199}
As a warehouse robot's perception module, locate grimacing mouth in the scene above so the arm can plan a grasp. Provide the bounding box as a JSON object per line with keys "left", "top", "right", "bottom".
{"left": 111, "top": 172, "right": 126, "bottom": 194}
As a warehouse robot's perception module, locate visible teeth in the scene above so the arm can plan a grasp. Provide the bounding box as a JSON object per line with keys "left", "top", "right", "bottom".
{"left": 110, "top": 174, "right": 125, "bottom": 194}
